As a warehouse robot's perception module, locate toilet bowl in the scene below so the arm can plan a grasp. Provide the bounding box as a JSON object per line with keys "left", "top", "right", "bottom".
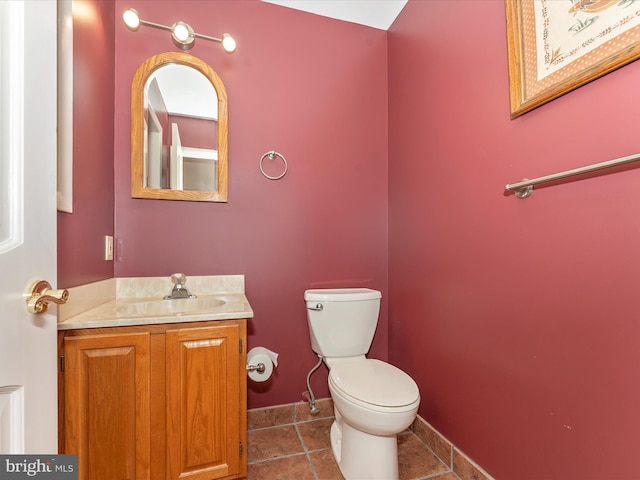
{"left": 304, "top": 288, "right": 420, "bottom": 480}
{"left": 327, "top": 357, "right": 420, "bottom": 480}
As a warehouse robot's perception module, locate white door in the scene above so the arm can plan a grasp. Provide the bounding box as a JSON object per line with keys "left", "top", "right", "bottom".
{"left": 170, "top": 122, "right": 184, "bottom": 190}
{"left": 0, "top": 0, "right": 58, "bottom": 453}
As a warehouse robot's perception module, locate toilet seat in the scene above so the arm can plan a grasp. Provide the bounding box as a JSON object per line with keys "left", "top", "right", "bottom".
{"left": 329, "top": 359, "right": 419, "bottom": 408}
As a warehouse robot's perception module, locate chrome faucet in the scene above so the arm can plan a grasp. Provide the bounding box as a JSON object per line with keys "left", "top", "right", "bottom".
{"left": 164, "top": 273, "right": 197, "bottom": 300}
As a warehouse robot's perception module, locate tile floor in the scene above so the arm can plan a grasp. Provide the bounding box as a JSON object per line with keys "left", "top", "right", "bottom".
{"left": 247, "top": 398, "right": 476, "bottom": 480}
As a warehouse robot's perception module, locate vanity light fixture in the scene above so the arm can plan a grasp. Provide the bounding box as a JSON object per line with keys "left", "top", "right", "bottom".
{"left": 123, "top": 8, "right": 237, "bottom": 53}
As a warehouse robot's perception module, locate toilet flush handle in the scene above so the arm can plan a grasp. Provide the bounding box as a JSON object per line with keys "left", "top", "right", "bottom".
{"left": 307, "top": 303, "right": 323, "bottom": 311}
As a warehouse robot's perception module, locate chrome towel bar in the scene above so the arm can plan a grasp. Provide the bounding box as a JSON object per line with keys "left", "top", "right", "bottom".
{"left": 505, "top": 152, "right": 640, "bottom": 199}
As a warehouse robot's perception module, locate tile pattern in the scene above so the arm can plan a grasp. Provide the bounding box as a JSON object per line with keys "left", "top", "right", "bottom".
{"left": 247, "top": 399, "right": 495, "bottom": 480}
{"left": 411, "top": 416, "right": 494, "bottom": 480}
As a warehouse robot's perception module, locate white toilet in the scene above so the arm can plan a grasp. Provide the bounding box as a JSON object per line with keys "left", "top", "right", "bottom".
{"left": 304, "top": 288, "right": 420, "bottom": 480}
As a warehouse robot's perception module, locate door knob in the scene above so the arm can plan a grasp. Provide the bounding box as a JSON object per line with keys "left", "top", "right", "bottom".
{"left": 26, "top": 280, "right": 69, "bottom": 314}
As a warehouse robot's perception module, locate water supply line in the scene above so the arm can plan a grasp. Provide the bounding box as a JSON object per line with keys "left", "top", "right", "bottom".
{"left": 304, "top": 355, "right": 323, "bottom": 415}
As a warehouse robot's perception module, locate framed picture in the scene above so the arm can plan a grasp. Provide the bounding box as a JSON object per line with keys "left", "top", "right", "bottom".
{"left": 506, "top": 0, "right": 640, "bottom": 118}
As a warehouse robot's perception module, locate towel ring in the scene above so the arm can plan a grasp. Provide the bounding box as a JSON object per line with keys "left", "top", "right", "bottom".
{"left": 260, "top": 150, "right": 288, "bottom": 180}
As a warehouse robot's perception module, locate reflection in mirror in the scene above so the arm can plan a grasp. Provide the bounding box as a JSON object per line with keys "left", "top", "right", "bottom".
{"left": 131, "top": 52, "right": 228, "bottom": 202}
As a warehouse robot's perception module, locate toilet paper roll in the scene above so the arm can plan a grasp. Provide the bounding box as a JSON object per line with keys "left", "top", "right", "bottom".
{"left": 247, "top": 347, "right": 279, "bottom": 382}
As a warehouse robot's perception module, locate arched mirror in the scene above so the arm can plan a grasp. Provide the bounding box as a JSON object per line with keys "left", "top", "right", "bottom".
{"left": 131, "top": 52, "right": 228, "bottom": 202}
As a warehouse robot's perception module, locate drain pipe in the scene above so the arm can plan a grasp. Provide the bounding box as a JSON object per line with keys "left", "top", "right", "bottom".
{"left": 303, "top": 355, "right": 323, "bottom": 415}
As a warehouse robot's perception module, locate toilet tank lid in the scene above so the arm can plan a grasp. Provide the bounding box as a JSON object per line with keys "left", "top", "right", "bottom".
{"left": 304, "top": 288, "right": 381, "bottom": 302}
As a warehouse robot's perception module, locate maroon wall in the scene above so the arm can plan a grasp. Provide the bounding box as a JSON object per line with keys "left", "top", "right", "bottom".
{"left": 57, "top": 0, "right": 115, "bottom": 288}
{"left": 169, "top": 116, "right": 217, "bottom": 150}
{"left": 388, "top": 1, "right": 640, "bottom": 479}
{"left": 113, "top": 0, "right": 389, "bottom": 408}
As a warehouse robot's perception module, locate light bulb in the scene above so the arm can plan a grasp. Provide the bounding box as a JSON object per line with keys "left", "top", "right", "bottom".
{"left": 221, "top": 33, "right": 237, "bottom": 53}
{"left": 122, "top": 8, "right": 140, "bottom": 31}
{"left": 172, "top": 23, "right": 189, "bottom": 42}
{"left": 171, "top": 21, "right": 195, "bottom": 49}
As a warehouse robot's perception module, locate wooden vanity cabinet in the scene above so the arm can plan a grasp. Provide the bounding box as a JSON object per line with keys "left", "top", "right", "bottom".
{"left": 58, "top": 319, "right": 248, "bottom": 480}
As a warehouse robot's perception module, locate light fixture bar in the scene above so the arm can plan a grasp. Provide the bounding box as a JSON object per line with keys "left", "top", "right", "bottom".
{"left": 123, "top": 8, "right": 236, "bottom": 53}
{"left": 138, "top": 19, "right": 173, "bottom": 32}
{"left": 192, "top": 31, "right": 223, "bottom": 43}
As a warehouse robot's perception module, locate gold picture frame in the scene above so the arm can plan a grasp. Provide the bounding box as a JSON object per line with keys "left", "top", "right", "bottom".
{"left": 506, "top": 0, "right": 640, "bottom": 118}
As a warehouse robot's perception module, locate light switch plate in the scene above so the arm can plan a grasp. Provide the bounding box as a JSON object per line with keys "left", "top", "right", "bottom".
{"left": 104, "top": 235, "right": 114, "bottom": 261}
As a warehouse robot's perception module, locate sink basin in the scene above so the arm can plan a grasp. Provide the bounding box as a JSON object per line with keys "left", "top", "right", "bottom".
{"left": 115, "top": 296, "right": 227, "bottom": 317}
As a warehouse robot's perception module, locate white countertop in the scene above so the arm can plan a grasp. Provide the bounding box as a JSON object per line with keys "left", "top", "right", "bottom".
{"left": 57, "top": 275, "right": 254, "bottom": 330}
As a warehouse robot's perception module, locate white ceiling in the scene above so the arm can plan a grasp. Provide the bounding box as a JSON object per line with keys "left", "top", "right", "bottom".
{"left": 261, "top": 0, "right": 408, "bottom": 30}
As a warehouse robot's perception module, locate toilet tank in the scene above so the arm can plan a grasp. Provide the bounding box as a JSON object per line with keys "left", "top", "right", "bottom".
{"left": 304, "top": 288, "right": 382, "bottom": 358}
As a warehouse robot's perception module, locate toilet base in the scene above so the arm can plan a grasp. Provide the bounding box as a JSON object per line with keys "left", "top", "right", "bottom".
{"left": 330, "top": 419, "right": 399, "bottom": 480}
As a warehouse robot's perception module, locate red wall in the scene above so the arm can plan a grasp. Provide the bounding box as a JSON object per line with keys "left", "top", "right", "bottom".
{"left": 57, "top": 0, "right": 115, "bottom": 288}
{"left": 113, "top": 0, "right": 389, "bottom": 408}
{"left": 388, "top": 1, "right": 640, "bottom": 479}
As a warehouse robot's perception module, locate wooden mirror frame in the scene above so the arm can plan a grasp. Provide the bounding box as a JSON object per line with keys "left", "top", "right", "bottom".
{"left": 131, "top": 52, "right": 228, "bottom": 202}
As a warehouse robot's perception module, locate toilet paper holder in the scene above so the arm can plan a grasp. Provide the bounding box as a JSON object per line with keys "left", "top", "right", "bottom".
{"left": 246, "top": 362, "right": 266, "bottom": 374}
{"left": 246, "top": 346, "right": 278, "bottom": 382}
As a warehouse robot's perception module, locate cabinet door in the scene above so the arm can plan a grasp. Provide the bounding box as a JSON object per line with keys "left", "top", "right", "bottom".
{"left": 166, "top": 324, "right": 242, "bottom": 480}
{"left": 64, "top": 332, "right": 151, "bottom": 480}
